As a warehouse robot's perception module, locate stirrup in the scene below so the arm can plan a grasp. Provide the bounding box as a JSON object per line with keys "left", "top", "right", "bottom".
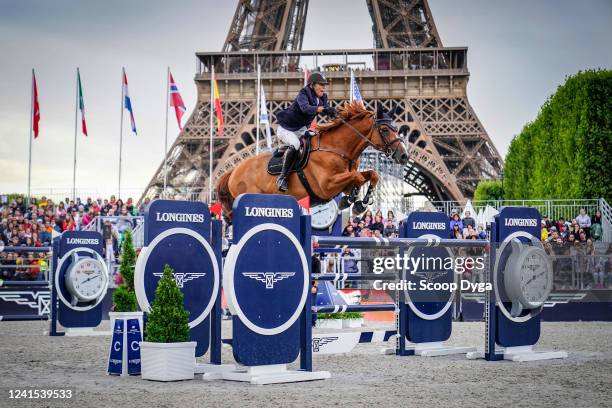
{"left": 277, "top": 177, "right": 288, "bottom": 192}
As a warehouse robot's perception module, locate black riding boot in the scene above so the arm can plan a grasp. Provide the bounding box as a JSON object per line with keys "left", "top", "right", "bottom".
{"left": 277, "top": 146, "right": 297, "bottom": 192}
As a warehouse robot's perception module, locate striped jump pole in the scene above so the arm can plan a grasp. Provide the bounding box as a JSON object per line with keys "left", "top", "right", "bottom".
{"left": 312, "top": 273, "right": 397, "bottom": 282}
{"left": 314, "top": 236, "right": 488, "bottom": 249}
{"left": 313, "top": 304, "right": 397, "bottom": 313}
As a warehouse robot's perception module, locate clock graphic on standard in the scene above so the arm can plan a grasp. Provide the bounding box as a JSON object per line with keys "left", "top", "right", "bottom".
{"left": 65, "top": 253, "right": 109, "bottom": 306}
{"left": 503, "top": 239, "right": 553, "bottom": 317}
{"left": 311, "top": 200, "right": 339, "bottom": 230}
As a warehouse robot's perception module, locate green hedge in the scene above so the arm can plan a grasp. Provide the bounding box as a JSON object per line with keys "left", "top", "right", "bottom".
{"left": 473, "top": 180, "right": 503, "bottom": 205}
{"left": 504, "top": 69, "right": 612, "bottom": 201}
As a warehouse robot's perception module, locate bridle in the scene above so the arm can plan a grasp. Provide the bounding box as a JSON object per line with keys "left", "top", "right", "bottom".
{"left": 312, "top": 114, "right": 405, "bottom": 166}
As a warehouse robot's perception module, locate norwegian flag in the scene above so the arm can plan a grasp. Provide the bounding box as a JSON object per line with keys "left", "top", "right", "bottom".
{"left": 169, "top": 71, "right": 186, "bottom": 129}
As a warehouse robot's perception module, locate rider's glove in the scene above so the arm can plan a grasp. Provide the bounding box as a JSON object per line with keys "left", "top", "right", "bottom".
{"left": 323, "top": 106, "right": 337, "bottom": 118}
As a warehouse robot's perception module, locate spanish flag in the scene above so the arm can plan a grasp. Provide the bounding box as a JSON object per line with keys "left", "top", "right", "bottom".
{"left": 213, "top": 73, "right": 223, "bottom": 136}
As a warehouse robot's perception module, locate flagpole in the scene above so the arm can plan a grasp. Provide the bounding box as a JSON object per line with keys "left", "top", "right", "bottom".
{"left": 72, "top": 68, "right": 79, "bottom": 201}
{"left": 118, "top": 67, "right": 125, "bottom": 199}
{"left": 27, "top": 69, "right": 34, "bottom": 207}
{"left": 208, "top": 66, "right": 214, "bottom": 203}
{"left": 255, "top": 64, "right": 260, "bottom": 155}
{"left": 163, "top": 66, "right": 169, "bottom": 198}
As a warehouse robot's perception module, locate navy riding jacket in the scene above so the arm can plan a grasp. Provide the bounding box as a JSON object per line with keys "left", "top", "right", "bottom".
{"left": 276, "top": 86, "right": 329, "bottom": 131}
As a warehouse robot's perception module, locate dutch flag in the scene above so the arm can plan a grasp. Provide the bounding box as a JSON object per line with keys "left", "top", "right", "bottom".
{"left": 123, "top": 68, "right": 137, "bottom": 135}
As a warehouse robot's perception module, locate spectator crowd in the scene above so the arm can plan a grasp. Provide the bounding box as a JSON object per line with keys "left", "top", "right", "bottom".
{"left": 540, "top": 208, "right": 609, "bottom": 289}
{"left": 1, "top": 195, "right": 149, "bottom": 281}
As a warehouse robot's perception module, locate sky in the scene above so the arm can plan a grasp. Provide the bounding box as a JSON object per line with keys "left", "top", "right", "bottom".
{"left": 1, "top": 0, "right": 611, "bottom": 199}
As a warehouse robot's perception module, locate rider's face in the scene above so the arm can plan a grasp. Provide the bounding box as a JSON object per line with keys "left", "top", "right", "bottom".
{"left": 313, "top": 83, "right": 326, "bottom": 97}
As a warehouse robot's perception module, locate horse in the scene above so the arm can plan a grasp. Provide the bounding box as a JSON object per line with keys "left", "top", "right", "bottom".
{"left": 216, "top": 102, "right": 409, "bottom": 221}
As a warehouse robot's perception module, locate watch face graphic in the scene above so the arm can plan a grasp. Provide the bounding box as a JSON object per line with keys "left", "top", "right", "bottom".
{"left": 66, "top": 257, "right": 107, "bottom": 302}
{"left": 57, "top": 247, "right": 109, "bottom": 310}
{"left": 311, "top": 201, "right": 338, "bottom": 230}
{"left": 503, "top": 239, "right": 553, "bottom": 317}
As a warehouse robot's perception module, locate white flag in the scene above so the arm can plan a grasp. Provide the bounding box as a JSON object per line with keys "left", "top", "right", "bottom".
{"left": 260, "top": 86, "right": 272, "bottom": 150}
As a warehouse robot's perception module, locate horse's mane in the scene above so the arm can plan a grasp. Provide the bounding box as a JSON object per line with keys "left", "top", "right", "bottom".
{"left": 316, "top": 101, "right": 372, "bottom": 133}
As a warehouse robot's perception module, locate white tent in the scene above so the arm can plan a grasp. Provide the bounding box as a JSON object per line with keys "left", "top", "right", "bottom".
{"left": 482, "top": 205, "right": 500, "bottom": 225}
{"left": 476, "top": 208, "right": 485, "bottom": 227}
{"left": 461, "top": 200, "right": 476, "bottom": 219}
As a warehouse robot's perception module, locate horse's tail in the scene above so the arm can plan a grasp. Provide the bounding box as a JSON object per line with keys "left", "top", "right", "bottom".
{"left": 216, "top": 169, "right": 234, "bottom": 221}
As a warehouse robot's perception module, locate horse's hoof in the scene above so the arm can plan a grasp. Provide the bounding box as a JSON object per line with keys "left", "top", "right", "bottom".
{"left": 352, "top": 201, "right": 367, "bottom": 215}
{"left": 338, "top": 196, "right": 352, "bottom": 210}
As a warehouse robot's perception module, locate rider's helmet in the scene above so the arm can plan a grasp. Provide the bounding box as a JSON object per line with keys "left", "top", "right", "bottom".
{"left": 308, "top": 72, "right": 328, "bottom": 86}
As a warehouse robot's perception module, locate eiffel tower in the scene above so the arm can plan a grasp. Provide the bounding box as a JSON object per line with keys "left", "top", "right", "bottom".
{"left": 141, "top": 0, "right": 503, "bottom": 204}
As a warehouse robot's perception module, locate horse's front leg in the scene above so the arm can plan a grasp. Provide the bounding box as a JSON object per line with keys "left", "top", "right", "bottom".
{"left": 352, "top": 169, "right": 380, "bottom": 215}
{"left": 316, "top": 170, "right": 368, "bottom": 210}
{"left": 338, "top": 185, "right": 360, "bottom": 210}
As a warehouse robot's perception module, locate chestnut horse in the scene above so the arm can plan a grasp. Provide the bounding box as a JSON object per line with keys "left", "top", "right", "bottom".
{"left": 216, "top": 102, "right": 409, "bottom": 220}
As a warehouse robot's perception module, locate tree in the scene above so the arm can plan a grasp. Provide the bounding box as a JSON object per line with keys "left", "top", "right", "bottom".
{"left": 144, "top": 264, "right": 190, "bottom": 343}
{"left": 474, "top": 180, "right": 503, "bottom": 206}
{"left": 504, "top": 69, "right": 612, "bottom": 200}
{"left": 111, "top": 230, "right": 138, "bottom": 312}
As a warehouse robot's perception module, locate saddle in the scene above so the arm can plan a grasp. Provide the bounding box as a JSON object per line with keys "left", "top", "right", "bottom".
{"left": 266, "top": 134, "right": 312, "bottom": 176}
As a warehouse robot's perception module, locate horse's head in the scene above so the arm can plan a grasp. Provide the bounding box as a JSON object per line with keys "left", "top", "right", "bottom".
{"left": 370, "top": 104, "right": 409, "bottom": 165}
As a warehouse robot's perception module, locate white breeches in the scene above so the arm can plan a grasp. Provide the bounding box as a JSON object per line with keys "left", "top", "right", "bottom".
{"left": 277, "top": 125, "right": 306, "bottom": 149}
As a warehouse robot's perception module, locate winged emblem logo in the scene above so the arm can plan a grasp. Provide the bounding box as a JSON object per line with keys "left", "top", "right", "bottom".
{"left": 413, "top": 270, "right": 448, "bottom": 284}
{"left": 242, "top": 272, "right": 295, "bottom": 289}
{"left": 152, "top": 272, "right": 206, "bottom": 288}
{"left": 312, "top": 336, "right": 339, "bottom": 352}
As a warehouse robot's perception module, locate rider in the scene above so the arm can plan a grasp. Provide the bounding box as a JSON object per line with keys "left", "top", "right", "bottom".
{"left": 275, "top": 72, "right": 336, "bottom": 192}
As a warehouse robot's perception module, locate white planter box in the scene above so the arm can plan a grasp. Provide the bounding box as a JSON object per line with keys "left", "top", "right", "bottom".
{"left": 342, "top": 318, "right": 364, "bottom": 328}
{"left": 140, "top": 341, "right": 196, "bottom": 381}
{"left": 109, "top": 311, "right": 144, "bottom": 335}
{"left": 315, "top": 319, "right": 343, "bottom": 329}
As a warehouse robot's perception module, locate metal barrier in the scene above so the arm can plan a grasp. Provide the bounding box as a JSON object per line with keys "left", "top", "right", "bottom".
{"left": 0, "top": 246, "right": 53, "bottom": 321}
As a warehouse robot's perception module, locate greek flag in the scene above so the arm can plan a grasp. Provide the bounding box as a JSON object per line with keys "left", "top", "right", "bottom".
{"left": 350, "top": 70, "right": 363, "bottom": 104}
{"left": 259, "top": 86, "right": 272, "bottom": 150}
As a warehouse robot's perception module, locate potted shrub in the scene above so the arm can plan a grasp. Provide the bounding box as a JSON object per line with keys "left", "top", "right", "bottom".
{"left": 109, "top": 230, "right": 143, "bottom": 334}
{"left": 341, "top": 311, "right": 364, "bottom": 328}
{"left": 140, "top": 264, "right": 195, "bottom": 381}
{"left": 315, "top": 312, "right": 364, "bottom": 329}
{"left": 315, "top": 312, "right": 344, "bottom": 329}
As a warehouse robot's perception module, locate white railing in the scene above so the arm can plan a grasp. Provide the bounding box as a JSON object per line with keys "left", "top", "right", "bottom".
{"left": 132, "top": 220, "right": 145, "bottom": 248}
{"left": 599, "top": 198, "right": 612, "bottom": 243}
{"left": 418, "top": 198, "right": 609, "bottom": 241}
{"left": 27, "top": 188, "right": 144, "bottom": 204}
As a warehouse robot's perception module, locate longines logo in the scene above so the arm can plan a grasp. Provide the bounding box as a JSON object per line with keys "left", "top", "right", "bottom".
{"left": 66, "top": 238, "right": 99, "bottom": 245}
{"left": 312, "top": 336, "right": 339, "bottom": 352}
{"left": 244, "top": 206, "right": 294, "bottom": 218}
{"left": 153, "top": 272, "right": 206, "bottom": 288}
{"left": 242, "top": 272, "right": 295, "bottom": 289}
{"left": 155, "top": 212, "right": 205, "bottom": 223}
{"left": 412, "top": 222, "right": 446, "bottom": 230}
{"left": 504, "top": 218, "right": 538, "bottom": 227}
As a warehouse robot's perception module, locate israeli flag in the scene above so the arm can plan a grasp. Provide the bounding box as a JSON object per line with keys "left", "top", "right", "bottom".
{"left": 350, "top": 70, "right": 363, "bottom": 104}
{"left": 260, "top": 86, "right": 272, "bottom": 150}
